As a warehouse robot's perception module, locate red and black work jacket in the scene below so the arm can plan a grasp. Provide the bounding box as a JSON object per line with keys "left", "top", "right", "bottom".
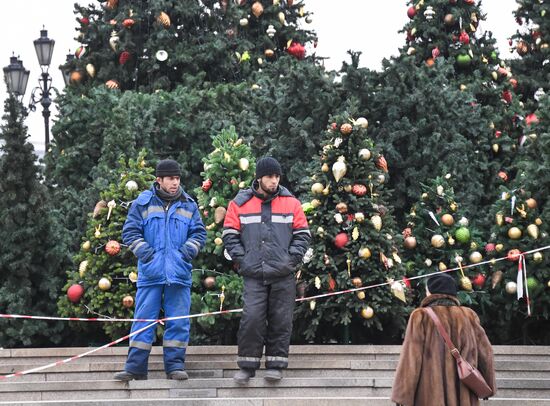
{"left": 222, "top": 182, "right": 311, "bottom": 283}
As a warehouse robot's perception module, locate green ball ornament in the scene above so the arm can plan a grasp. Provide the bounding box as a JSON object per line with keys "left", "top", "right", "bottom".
{"left": 456, "top": 54, "right": 472, "bottom": 67}
{"left": 455, "top": 227, "right": 470, "bottom": 243}
{"left": 527, "top": 277, "right": 540, "bottom": 291}
{"left": 302, "top": 202, "right": 314, "bottom": 215}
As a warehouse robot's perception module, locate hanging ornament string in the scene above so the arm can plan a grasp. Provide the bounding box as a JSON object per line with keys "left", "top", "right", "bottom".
{"left": 517, "top": 253, "right": 531, "bottom": 316}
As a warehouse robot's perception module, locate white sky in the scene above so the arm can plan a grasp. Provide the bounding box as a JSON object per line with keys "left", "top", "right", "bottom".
{"left": 0, "top": 0, "right": 517, "bottom": 155}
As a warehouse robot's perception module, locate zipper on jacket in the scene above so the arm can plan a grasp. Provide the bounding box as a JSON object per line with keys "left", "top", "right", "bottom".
{"left": 164, "top": 202, "right": 171, "bottom": 285}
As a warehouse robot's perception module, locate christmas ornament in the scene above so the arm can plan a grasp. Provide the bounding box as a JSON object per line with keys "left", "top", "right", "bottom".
{"left": 455, "top": 227, "right": 470, "bottom": 243}
{"left": 458, "top": 217, "right": 469, "bottom": 227}
{"left": 85, "top": 64, "right": 96, "bottom": 78}
{"left": 469, "top": 251, "right": 482, "bottom": 264}
{"left": 109, "top": 32, "right": 120, "bottom": 51}
{"left": 278, "top": 12, "right": 286, "bottom": 24}
{"left": 266, "top": 25, "right": 276, "bottom": 38}
{"left": 355, "top": 212, "right": 365, "bottom": 222}
{"left": 287, "top": 42, "right": 305, "bottom": 59}
{"left": 534, "top": 88, "right": 546, "bottom": 101}
{"left": 358, "top": 148, "right": 371, "bottom": 160}
{"left": 321, "top": 163, "right": 329, "bottom": 172}
{"left": 404, "top": 236, "right": 417, "bottom": 249}
{"left": 335, "top": 202, "right": 348, "bottom": 214}
{"left": 505, "top": 281, "right": 517, "bottom": 294}
{"left": 93, "top": 200, "right": 107, "bottom": 218}
{"left": 79, "top": 260, "right": 88, "bottom": 278}
{"left": 157, "top": 12, "right": 171, "bottom": 27}
{"left": 459, "top": 31, "right": 470, "bottom": 45}
{"left": 390, "top": 280, "right": 407, "bottom": 303}
{"left": 527, "top": 224, "right": 539, "bottom": 239}
{"left": 502, "top": 90, "right": 512, "bottom": 104}
{"left": 472, "top": 274, "right": 486, "bottom": 288}
{"left": 516, "top": 41, "right": 529, "bottom": 56}
{"left": 105, "top": 240, "right": 121, "bottom": 256}
{"left": 431, "top": 234, "right": 445, "bottom": 248}
{"left": 507, "top": 227, "right": 522, "bottom": 240}
{"left": 251, "top": 1, "right": 264, "bottom": 17}
{"left": 352, "top": 184, "right": 367, "bottom": 197}
{"left": 309, "top": 300, "right": 316, "bottom": 310}
{"left": 67, "top": 284, "right": 84, "bottom": 303}
{"left": 526, "top": 198, "right": 538, "bottom": 209}
{"left": 311, "top": 182, "right": 324, "bottom": 194}
{"left": 105, "top": 80, "right": 120, "bottom": 89}
{"left": 203, "top": 276, "right": 216, "bottom": 289}
{"left": 328, "top": 274, "right": 336, "bottom": 291}
{"left": 441, "top": 214, "right": 454, "bottom": 226}
{"left": 122, "top": 18, "right": 135, "bottom": 28}
{"left": 407, "top": 6, "right": 416, "bottom": 19}
{"left": 354, "top": 117, "right": 369, "bottom": 128}
{"left": 359, "top": 247, "right": 371, "bottom": 259}
{"left": 490, "top": 270, "right": 503, "bottom": 288}
{"left": 156, "top": 50, "right": 168, "bottom": 61}
{"left": 119, "top": 51, "right": 131, "bottom": 65}
{"left": 70, "top": 71, "right": 84, "bottom": 85}
{"left": 107, "top": 200, "right": 116, "bottom": 220}
{"left": 424, "top": 6, "right": 435, "bottom": 20}
{"left": 495, "top": 244, "right": 504, "bottom": 252}
{"left": 536, "top": 218, "right": 543, "bottom": 226}
{"left": 122, "top": 295, "right": 134, "bottom": 308}
{"left": 334, "top": 213, "right": 344, "bottom": 224}
{"left": 456, "top": 54, "right": 472, "bottom": 67}
{"left": 533, "top": 252, "right": 543, "bottom": 263}
{"left": 444, "top": 13, "right": 455, "bottom": 26}
{"left": 125, "top": 180, "right": 139, "bottom": 192}
{"left": 311, "top": 199, "right": 321, "bottom": 208}
{"left": 214, "top": 207, "right": 227, "bottom": 224}
{"left": 106, "top": 0, "right": 118, "bottom": 9}
{"left": 460, "top": 276, "right": 472, "bottom": 291}
{"left": 340, "top": 123, "right": 353, "bottom": 135}
{"left": 238, "top": 158, "right": 250, "bottom": 171}
{"left": 239, "top": 18, "right": 249, "bottom": 27}
{"left": 129, "top": 271, "right": 138, "bottom": 283}
{"left": 264, "top": 49, "right": 275, "bottom": 59}
{"left": 527, "top": 277, "right": 540, "bottom": 291}
{"left": 376, "top": 156, "right": 388, "bottom": 172}
{"left": 98, "top": 277, "right": 111, "bottom": 291}
{"left": 360, "top": 306, "right": 374, "bottom": 319}
{"left": 332, "top": 157, "right": 347, "bottom": 182}
{"left": 439, "top": 262, "right": 447, "bottom": 271}
{"left": 75, "top": 46, "right": 87, "bottom": 59}
{"left": 214, "top": 237, "right": 223, "bottom": 246}
{"left": 352, "top": 277, "right": 362, "bottom": 288}
{"left": 334, "top": 233, "right": 349, "bottom": 249}
{"left": 507, "top": 249, "right": 521, "bottom": 262}
{"left": 357, "top": 291, "right": 366, "bottom": 300}
{"left": 371, "top": 215, "right": 382, "bottom": 231}
{"left": 82, "top": 241, "right": 91, "bottom": 252}
{"left": 202, "top": 179, "right": 213, "bottom": 192}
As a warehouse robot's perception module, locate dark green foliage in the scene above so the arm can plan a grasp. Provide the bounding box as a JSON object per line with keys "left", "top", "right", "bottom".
{"left": 0, "top": 95, "right": 65, "bottom": 347}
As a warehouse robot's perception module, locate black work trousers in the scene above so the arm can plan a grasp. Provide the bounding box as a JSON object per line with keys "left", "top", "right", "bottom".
{"left": 237, "top": 273, "right": 296, "bottom": 370}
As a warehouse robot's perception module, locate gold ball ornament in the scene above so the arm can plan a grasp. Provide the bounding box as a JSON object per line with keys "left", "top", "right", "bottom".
{"left": 356, "top": 291, "right": 366, "bottom": 300}
{"left": 122, "top": 295, "right": 134, "bottom": 308}
{"left": 404, "top": 236, "right": 417, "bottom": 250}
{"left": 360, "top": 306, "right": 374, "bottom": 319}
{"left": 495, "top": 243, "right": 504, "bottom": 252}
{"left": 359, "top": 247, "right": 371, "bottom": 259}
{"left": 70, "top": 71, "right": 84, "bottom": 85}
{"left": 508, "top": 227, "right": 522, "bottom": 240}
{"left": 441, "top": 214, "right": 454, "bottom": 226}
{"left": 469, "top": 251, "right": 482, "bottom": 264}
{"left": 358, "top": 148, "right": 371, "bottom": 160}
{"left": 526, "top": 198, "right": 538, "bottom": 209}
{"left": 438, "top": 262, "right": 447, "bottom": 271}
{"left": 354, "top": 117, "right": 369, "bottom": 128}
{"left": 251, "top": 1, "right": 264, "bottom": 17}
{"left": 203, "top": 276, "right": 216, "bottom": 289}
{"left": 214, "top": 237, "right": 223, "bottom": 246}
{"left": 343, "top": 184, "right": 352, "bottom": 193}
{"left": 129, "top": 271, "right": 138, "bottom": 283}
{"left": 431, "top": 234, "right": 445, "bottom": 248}
{"left": 311, "top": 199, "right": 321, "bottom": 208}
{"left": 505, "top": 281, "right": 517, "bottom": 294}
{"left": 311, "top": 183, "right": 324, "bottom": 194}
{"left": 536, "top": 218, "right": 543, "bottom": 226}
{"left": 98, "top": 277, "right": 111, "bottom": 291}
{"left": 340, "top": 123, "right": 353, "bottom": 135}
{"left": 533, "top": 252, "right": 543, "bottom": 263}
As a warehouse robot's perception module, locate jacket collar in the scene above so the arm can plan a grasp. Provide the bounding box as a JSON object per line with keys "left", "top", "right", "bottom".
{"left": 149, "top": 184, "right": 194, "bottom": 203}
{"left": 420, "top": 293, "right": 460, "bottom": 307}
{"left": 233, "top": 180, "right": 293, "bottom": 206}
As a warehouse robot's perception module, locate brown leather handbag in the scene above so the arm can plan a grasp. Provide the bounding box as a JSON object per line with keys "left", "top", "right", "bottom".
{"left": 425, "top": 307, "right": 493, "bottom": 399}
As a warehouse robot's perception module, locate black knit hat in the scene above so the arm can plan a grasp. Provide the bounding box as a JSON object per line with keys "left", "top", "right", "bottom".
{"left": 156, "top": 159, "right": 181, "bottom": 177}
{"left": 255, "top": 157, "right": 282, "bottom": 179}
{"left": 427, "top": 272, "right": 457, "bottom": 296}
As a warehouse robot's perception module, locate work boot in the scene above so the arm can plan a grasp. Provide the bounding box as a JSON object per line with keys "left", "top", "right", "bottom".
{"left": 264, "top": 368, "right": 283, "bottom": 381}
{"left": 113, "top": 370, "right": 147, "bottom": 381}
{"left": 233, "top": 368, "right": 255, "bottom": 384}
{"left": 166, "top": 370, "right": 189, "bottom": 380}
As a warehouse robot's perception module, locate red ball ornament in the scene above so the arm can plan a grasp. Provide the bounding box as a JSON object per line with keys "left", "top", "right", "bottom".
{"left": 122, "top": 18, "right": 135, "bottom": 28}
{"left": 287, "top": 42, "right": 306, "bottom": 60}
{"left": 472, "top": 273, "right": 486, "bottom": 288}
{"left": 407, "top": 6, "right": 416, "bottom": 19}
{"left": 67, "top": 284, "right": 85, "bottom": 303}
{"left": 507, "top": 249, "right": 522, "bottom": 262}
{"left": 498, "top": 171, "right": 508, "bottom": 182}
{"left": 105, "top": 240, "right": 121, "bottom": 256}
{"left": 459, "top": 31, "right": 470, "bottom": 44}
{"left": 485, "top": 243, "right": 495, "bottom": 252}
{"left": 202, "top": 179, "right": 213, "bottom": 192}
{"left": 526, "top": 113, "right": 539, "bottom": 126}
{"left": 80, "top": 17, "right": 90, "bottom": 25}
{"left": 502, "top": 90, "right": 512, "bottom": 104}
{"left": 352, "top": 184, "right": 367, "bottom": 196}
{"left": 119, "top": 51, "right": 131, "bottom": 65}
{"left": 334, "top": 233, "right": 349, "bottom": 249}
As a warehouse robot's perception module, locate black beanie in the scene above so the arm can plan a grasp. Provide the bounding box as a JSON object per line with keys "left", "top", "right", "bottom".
{"left": 156, "top": 159, "right": 181, "bottom": 177}
{"left": 255, "top": 157, "right": 282, "bottom": 179}
{"left": 427, "top": 272, "right": 457, "bottom": 296}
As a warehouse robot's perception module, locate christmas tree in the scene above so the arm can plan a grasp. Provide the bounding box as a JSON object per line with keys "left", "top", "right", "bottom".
{"left": 58, "top": 150, "right": 155, "bottom": 340}
{"left": 402, "top": 174, "right": 487, "bottom": 305}
{"left": 483, "top": 184, "right": 550, "bottom": 344}
{"left": 294, "top": 114, "right": 412, "bottom": 344}
{"left": 190, "top": 126, "right": 256, "bottom": 344}
{"left": 0, "top": 95, "right": 65, "bottom": 347}
{"left": 510, "top": 0, "right": 550, "bottom": 111}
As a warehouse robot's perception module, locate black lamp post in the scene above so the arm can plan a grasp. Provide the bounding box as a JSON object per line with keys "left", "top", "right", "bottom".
{"left": 61, "top": 53, "right": 75, "bottom": 87}
{"left": 29, "top": 28, "right": 56, "bottom": 149}
{"left": 3, "top": 55, "right": 30, "bottom": 98}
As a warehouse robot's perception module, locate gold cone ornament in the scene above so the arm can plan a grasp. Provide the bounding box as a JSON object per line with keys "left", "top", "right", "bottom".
{"left": 238, "top": 158, "right": 249, "bottom": 171}
{"left": 157, "top": 11, "right": 171, "bottom": 27}
{"left": 491, "top": 270, "right": 503, "bottom": 288}
{"left": 332, "top": 156, "right": 347, "bottom": 182}
{"left": 79, "top": 260, "right": 88, "bottom": 278}
{"left": 214, "top": 206, "right": 227, "bottom": 224}
{"left": 460, "top": 276, "right": 473, "bottom": 291}
{"left": 527, "top": 224, "right": 539, "bottom": 239}
{"left": 371, "top": 215, "right": 382, "bottom": 231}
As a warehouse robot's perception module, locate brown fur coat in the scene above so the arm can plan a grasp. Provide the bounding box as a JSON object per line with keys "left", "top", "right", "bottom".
{"left": 391, "top": 294, "right": 496, "bottom": 406}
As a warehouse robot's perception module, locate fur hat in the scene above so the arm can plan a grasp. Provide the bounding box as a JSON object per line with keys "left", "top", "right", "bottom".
{"left": 427, "top": 272, "right": 457, "bottom": 296}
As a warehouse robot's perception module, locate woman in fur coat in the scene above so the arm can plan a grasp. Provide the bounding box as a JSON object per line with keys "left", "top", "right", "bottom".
{"left": 391, "top": 272, "right": 496, "bottom": 406}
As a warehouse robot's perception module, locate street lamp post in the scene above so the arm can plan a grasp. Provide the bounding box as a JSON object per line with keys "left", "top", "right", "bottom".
{"left": 29, "top": 28, "right": 56, "bottom": 149}
{"left": 3, "top": 55, "right": 30, "bottom": 98}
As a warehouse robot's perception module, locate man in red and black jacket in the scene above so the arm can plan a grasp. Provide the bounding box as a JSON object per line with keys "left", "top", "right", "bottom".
{"left": 223, "top": 157, "right": 310, "bottom": 384}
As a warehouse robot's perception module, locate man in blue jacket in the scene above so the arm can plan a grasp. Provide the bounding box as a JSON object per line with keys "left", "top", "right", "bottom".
{"left": 114, "top": 159, "right": 206, "bottom": 381}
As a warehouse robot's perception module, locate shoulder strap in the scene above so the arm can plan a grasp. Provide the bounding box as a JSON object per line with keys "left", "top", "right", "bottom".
{"left": 425, "top": 307, "right": 461, "bottom": 360}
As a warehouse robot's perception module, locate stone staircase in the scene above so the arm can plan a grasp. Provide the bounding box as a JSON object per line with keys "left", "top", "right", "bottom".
{"left": 1, "top": 345, "right": 550, "bottom": 405}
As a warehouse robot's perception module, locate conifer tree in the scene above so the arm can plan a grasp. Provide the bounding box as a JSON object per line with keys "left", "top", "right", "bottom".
{"left": 294, "top": 113, "right": 412, "bottom": 344}
{"left": 191, "top": 126, "right": 255, "bottom": 344}
{"left": 0, "top": 95, "right": 64, "bottom": 347}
